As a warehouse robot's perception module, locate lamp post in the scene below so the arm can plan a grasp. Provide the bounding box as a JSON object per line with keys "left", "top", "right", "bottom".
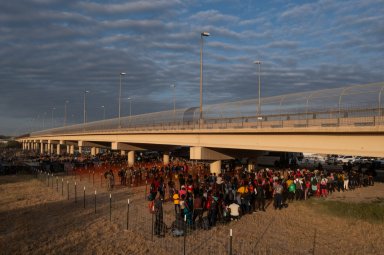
{"left": 170, "top": 84, "right": 176, "bottom": 118}
{"left": 127, "top": 97, "right": 132, "bottom": 118}
{"left": 83, "top": 89, "right": 89, "bottom": 124}
{"left": 101, "top": 105, "right": 106, "bottom": 120}
{"left": 43, "top": 112, "right": 47, "bottom": 129}
{"left": 254, "top": 60, "right": 262, "bottom": 118}
{"left": 64, "top": 100, "right": 69, "bottom": 126}
{"left": 200, "top": 32, "right": 210, "bottom": 125}
{"left": 119, "top": 72, "right": 126, "bottom": 128}
{"left": 51, "top": 107, "right": 56, "bottom": 128}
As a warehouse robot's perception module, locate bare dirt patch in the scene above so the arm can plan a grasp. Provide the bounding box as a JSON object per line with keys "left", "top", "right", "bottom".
{"left": 1, "top": 174, "right": 383, "bottom": 255}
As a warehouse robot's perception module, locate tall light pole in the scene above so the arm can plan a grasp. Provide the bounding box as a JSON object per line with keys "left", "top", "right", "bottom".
{"left": 51, "top": 107, "right": 56, "bottom": 128}
{"left": 64, "top": 100, "right": 69, "bottom": 126}
{"left": 119, "top": 72, "right": 126, "bottom": 128}
{"left": 101, "top": 105, "right": 106, "bottom": 120}
{"left": 254, "top": 60, "right": 262, "bottom": 118}
{"left": 170, "top": 84, "right": 176, "bottom": 118}
{"left": 127, "top": 97, "right": 132, "bottom": 118}
{"left": 83, "top": 89, "right": 89, "bottom": 124}
{"left": 200, "top": 32, "right": 210, "bottom": 124}
{"left": 43, "top": 112, "right": 47, "bottom": 129}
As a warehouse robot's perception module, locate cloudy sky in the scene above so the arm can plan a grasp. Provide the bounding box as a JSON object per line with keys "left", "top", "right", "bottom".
{"left": 1, "top": 0, "right": 383, "bottom": 135}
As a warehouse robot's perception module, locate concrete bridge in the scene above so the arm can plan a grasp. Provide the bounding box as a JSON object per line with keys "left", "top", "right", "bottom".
{"left": 19, "top": 82, "right": 384, "bottom": 173}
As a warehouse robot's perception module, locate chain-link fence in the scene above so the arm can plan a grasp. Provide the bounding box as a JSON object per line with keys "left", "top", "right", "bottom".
{"left": 27, "top": 82, "right": 384, "bottom": 136}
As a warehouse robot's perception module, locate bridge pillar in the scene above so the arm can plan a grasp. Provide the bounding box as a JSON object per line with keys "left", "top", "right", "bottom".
{"left": 40, "top": 142, "right": 44, "bottom": 154}
{"left": 47, "top": 142, "right": 51, "bottom": 154}
{"left": 66, "top": 145, "right": 70, "bottom": 154}
{"left": 69, "top": 145, "right": 74, "bottom": 155}
{"left": 50, "top": 143, "right": 55, "bottom": 154}
{"left": 210, "top": 160, "right": 222, "bottom": 175}
{"left": 248, "top": 162, "right": 255, "bottom": 172}
{"left": 91, "top": 147, "right": 96, "bottom": 156}
{"left": 78, "top": 146, "right": 82, "bottom": 154}
{"left": 128, "top": 151, "right": 135, "bottom": 167}
{"left": 95, "top": 147, "right": 100, "bottom": 155}
{"left": 56, "top": 144, "right": 61, "bottom": 155}
{"left": 121, "top": 150, "right": 126, "bottom": 156}
{"left": 163, "top": 152, "right": 170, "bottom": 165}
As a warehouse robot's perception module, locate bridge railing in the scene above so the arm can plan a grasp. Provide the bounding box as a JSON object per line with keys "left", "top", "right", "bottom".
{"left": 30, "top": 105, "right": 384, "bottom": 136}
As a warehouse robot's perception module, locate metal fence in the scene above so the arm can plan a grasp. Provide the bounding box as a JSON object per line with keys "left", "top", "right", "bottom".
{"left": 30, "top": 82, "right": 384, "bottom": 136}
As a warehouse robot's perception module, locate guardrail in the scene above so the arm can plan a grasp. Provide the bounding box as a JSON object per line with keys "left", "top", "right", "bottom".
{"left": 29, "top": 106, "right": 384, "bottom": 137}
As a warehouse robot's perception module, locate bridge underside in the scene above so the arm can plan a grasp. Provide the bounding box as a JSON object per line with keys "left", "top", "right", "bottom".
{"left": 21, "top": 127, "right": 384, "bottom": 157}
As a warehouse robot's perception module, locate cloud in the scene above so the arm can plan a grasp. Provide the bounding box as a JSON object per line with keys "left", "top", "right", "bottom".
{"left": 189, "top": 10, "right": 239, "bottom": 23}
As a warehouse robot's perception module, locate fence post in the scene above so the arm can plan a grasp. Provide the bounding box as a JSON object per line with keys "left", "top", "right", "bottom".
{"left": 51, "top": 174, "right": 54, "bottom": 188}
{"left": 183, "top": 214, "right": 187, "bottom": 255}
{"left": 109, "top": 193, "right": 112, "bottom": 221}
{"left": 151, "top": 211, "right": 154, "bottom": 241}
{"left": 145, "top": 180, "right": 148, "bottom": 199}
{"left": 61, "top": 178, "right": 64, "bottom": 196}
{"left": 83, "top": 186, "right": 86, "bottom": 209}
{"left": 127, "top": 199, "right": 130, "bottom": 230}
{"left": 67, "top": 181, "right": 69, "bottom": 200}
{"left": 94, "top": 190, "right": 97, "bottom": 213}
{"left": 229, "top": 229, "right": 233, "bottom": 255}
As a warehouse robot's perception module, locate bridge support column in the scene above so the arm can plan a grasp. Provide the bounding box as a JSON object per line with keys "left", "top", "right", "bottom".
{"left": 163, "top": 152, "right": 170, "bottom": 165}
{"left": 78, "top": 146, "right": 82, "bottom": 154}
{"left": 91, "top": 147, "right": 96, "bottom": 156}
{"left": 95, "top": 147, "right": 100, "bottom": 155}
{"left": 128, "top": 151, "right": 135, "bottom": 167}
{"left": 56, "top": 144, "right": 61, "bottom": 155}
{"left": 69, "top": 145, "right": 74, "bottom": 155}
{"left": 248, "top": 162, "right": 255, "bottom": 172}
{"left": 50, "top": 144, "right": 55, "bottom": 154}
{"left": 66, "top": 145, "right": 70, "bottom": 154}
{"left": 210, "top": 160, "right": 222, "bottom": 175}
{"left": 121, "top": 150, "right": 126, "bottom": 156}
{"left": 40, "top": 142, "right": 44, "bottom": 154}
{"left": 47, "top": 142, "right": 51, "bottom": 154}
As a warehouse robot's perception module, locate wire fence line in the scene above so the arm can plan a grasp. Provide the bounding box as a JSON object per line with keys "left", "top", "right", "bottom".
{"left": 27, "top": 82, "right": 384, "bottom": 136}
{"left": 32, "top": 170, "right": 246, "bottom": 255}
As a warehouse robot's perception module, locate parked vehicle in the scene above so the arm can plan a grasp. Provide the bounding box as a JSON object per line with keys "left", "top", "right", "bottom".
{"left": 338, "top": 156, "right": 355, "bottom": 164}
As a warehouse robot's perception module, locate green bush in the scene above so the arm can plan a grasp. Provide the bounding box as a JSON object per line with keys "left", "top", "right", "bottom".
{"left": 312, "top": 200, "right": 384, "bottom": 223}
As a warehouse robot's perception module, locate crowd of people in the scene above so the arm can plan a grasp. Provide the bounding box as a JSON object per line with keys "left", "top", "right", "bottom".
{"left": 147, "top": 166, "right": 376, "bottom": 237}
{"left": 1, "top": 148, "right": 379, "bottom": 238}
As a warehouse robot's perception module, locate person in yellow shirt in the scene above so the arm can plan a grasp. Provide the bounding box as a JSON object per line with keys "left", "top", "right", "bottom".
{"left": 173, "top": 190, "right": 180, "bottom": 218}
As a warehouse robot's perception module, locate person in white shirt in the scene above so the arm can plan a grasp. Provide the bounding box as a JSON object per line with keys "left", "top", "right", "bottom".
{"left": 228, "top": 202, "right": 240, "bottom": 221}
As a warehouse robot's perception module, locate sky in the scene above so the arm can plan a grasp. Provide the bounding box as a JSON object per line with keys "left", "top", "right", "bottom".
{"left": 0, "top": 0, "right": 383, "bottom": 136}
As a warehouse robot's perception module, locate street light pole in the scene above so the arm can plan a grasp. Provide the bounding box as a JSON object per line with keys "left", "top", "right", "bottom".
{"left": 170, "top": 84, "right": 176, "bottom": 117}
{"left": 83, "top": 89, "right": 89, "bottom": 124}
{"left": 127, "top": 97, "right": 132, "bottom": 118}
{"left": 51, "top": 107, "right": 56, "bottom": 128}
{"left": 101, "top": 105, "right": 105, "bottom": 120}
{"left": 119, "top": 72, "right": 126, "bottom": 128}
{"left": 254, "top": 61, "right": 262, "bottom": 117}
{"left": 43, "top": 112, "right": 47, "bottom": 129}
{"left": 64, "top": 100, "right": 69, "bottom": 126}
{"left": 200, "top": 32, "right": 210, "bottom": 125}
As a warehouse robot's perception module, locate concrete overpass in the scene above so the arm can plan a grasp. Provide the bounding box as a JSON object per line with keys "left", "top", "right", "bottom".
{"left": 18, "top": 83, "right": 384, "bottom": 173}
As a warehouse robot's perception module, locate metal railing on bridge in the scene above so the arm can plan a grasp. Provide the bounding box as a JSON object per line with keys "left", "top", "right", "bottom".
{"left": 31, "top": 82, "right": 384, "bottom": 136}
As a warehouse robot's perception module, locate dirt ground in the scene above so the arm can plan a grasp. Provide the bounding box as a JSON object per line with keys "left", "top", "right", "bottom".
{"left": 1, "top": 174, "right": 383, "bottom": 255}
